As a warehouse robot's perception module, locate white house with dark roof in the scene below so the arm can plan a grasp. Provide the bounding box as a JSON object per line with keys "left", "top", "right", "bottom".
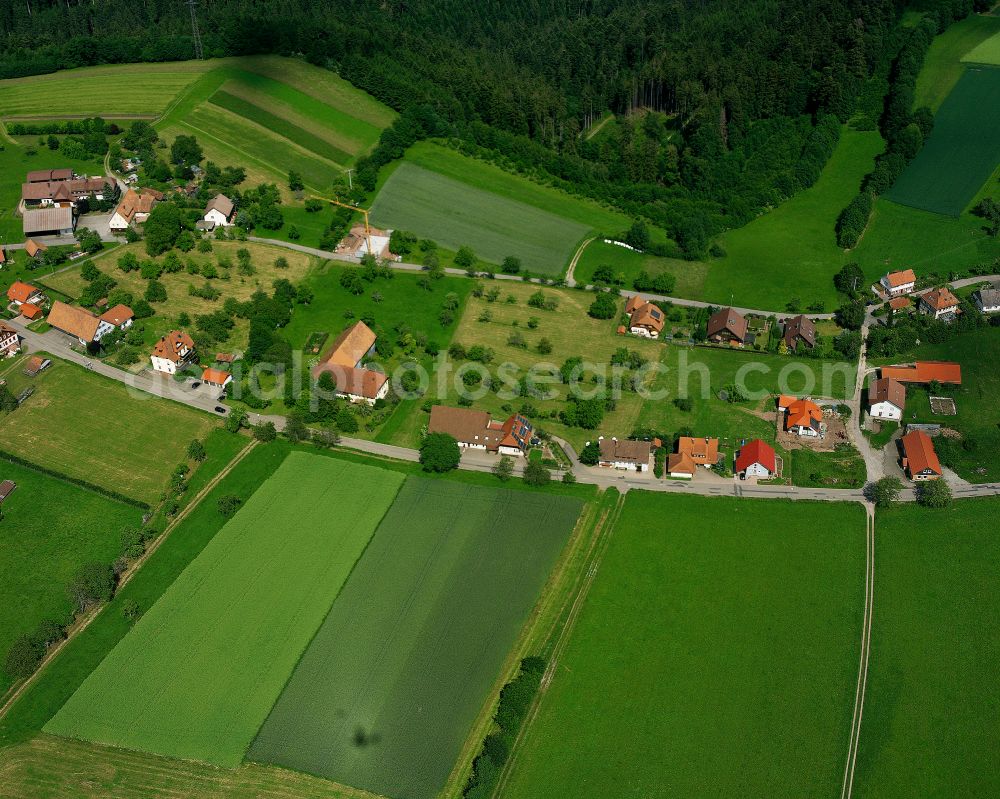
{"left": 973, "top": 286, "right": 1000, "bottom": 314}
{"left": 203, "top": 194, "right": 235, "bottom": 228}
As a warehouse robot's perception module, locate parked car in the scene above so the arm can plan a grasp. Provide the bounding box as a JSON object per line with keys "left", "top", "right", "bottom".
{"left": 214, "top": 406, "right": 226, "bottom": 414}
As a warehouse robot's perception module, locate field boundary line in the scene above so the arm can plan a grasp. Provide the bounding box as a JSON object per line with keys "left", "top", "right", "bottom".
{"left": 489, "top": 491, "right": 626, "bottom": 799}
{"left": 0, "top": 438, "right": 257, "bottom": 723}
{"left": 841, "top": 507, "right": 875, "bottom": 799}
{"left": 439, "top": 496, "right": 606, "bottom": 798}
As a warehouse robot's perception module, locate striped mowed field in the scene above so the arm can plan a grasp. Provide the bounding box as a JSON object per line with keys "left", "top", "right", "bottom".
{"left": 45, "top": 453, "right": 405, "bottom": 766}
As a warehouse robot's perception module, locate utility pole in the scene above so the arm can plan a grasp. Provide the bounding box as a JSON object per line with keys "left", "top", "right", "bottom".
{"left": 187, "top": 0, "right": 204, "bottom": 60}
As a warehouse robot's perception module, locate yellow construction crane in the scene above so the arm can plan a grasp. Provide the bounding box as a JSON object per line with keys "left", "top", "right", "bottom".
{"left": 314, "top": 196, "right": 372, "bottom": 256}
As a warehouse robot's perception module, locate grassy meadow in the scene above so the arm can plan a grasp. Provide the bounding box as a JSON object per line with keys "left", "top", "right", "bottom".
{"left": 886, "top": 66, "right": 1000, "bottom": 216}
{"left": 46, "top": 453, "right": 404, "bottom": 766}
{"left": 573, "top": 238, "right": 708, "bottom": 298}
{"left": 0, "top": 460, "right": 142, "bottom": 695}
{"left": 0, "top": 360, "right": 217, "bottom": 504}
{"left": 249, "top": 478, "right": 583, "bottom": 799}
{"left": 699, "top": 128, "right": 884, "bottom": 310}
{"left": 962, "top": 27, "right": 1000, "bottom": 65}
{"left": 855, "top": 498, "right": 1000, "bottom": 797}
{"left": 502, "top": 493, "right": 866, "bottom": 799}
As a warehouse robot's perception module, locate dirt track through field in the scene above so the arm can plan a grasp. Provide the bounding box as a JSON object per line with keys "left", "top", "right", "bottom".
{"left": 841, "top": 508, "right": 875, "bottom": 799}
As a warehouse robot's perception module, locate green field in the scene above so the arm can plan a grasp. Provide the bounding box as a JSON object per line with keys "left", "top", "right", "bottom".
{"left": 963, "top": 28, "right": 1000, "bottom": 65}
{"left": 573, "top": 238, "right": 708, "bottom": 298}
{"left": 918, "top": 13, "right": 1000, "bottom": 109}
{"left": 887, "top": 67, "right": 1000, "bottom": 216}
{"left": 699, "top": 127, "right": 884, "bottom": 309}
{"left": 854, "top": 498, "right": 1000, "bottom": 797}
{"left": 249, "top": 478, "right": 583, "bottom": 799}
{"left": 0, "top": 360, "right": 217, "bottom": 504}
{"left": 370, "top": 141, "right": 633, "bottom": 276}
{"left": 45, "top": 453, "right": 404, "bottom": 766}
{"left": 0, "top": 461, "right": 141, "bottom": 695}
{"left": 502, "top": 493, "right": 866, "bottom": 798}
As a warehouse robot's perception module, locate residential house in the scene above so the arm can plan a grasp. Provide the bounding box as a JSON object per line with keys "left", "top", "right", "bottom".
{"left": 880, "top": 269, "right": 916, "bottom": 297}
{"left": 19, "top": 303, "right": 43, "bottom": 321}
{"left": 427, "top": 406, "right": 533, "bottom": 456}
{"left": 880, "top": 361, "right": 962, "bottom": 386}
{"left": 22, "top": 206, "right": 75, "bottom": 237}
{"left": 919, "top": 287, "right": 960, "bottom": 320}
{"left": 706, "top": 307, "right": 748, "bottom": 346}
{"left": 736, "top": 439, "right": 777, "bottom": 479}
{"left": 201, "top": 367, "right": 233, "bottom": 388}
{"left": 888, "top": 296, "right": 912, "bottom": 312}
{"left": 597, "top": 436, "right": 652, "bottom": 472}
{"left": 784, "top": 398, "right": 823, "bottom": 437}
{"left": 47, "top": 300, "right": 114, "bottom": 345}
{"left": 782, "top": 314, "right": 816, "bottom": 351}
{"left": 901, "top": 429, "right": 942, "bottom": 481}
{"left": 151, "top": 330, "right": 195, "bottom": 374}
{"left": 868, "top": 378, "right": 906, "bottom": 422}
{"left": 6, "top": 281, "right": 44, "bottom": 308}
{"left": 311, "top": 320, "right": 388, "bottom": 405}
{"left": 99, "top": 304, "right": 134, "bottom": 331}
{"left": 973, "top": 286, "right": 1000, "bottom": 314}
{"left": 109, "top": 188, "right": 162, "bottom": 232}
{"left": 625, "top": 295, "right": 665, "bottom": 338}
{"left": 336, "top": 223, "right": 394, "bottom": 260}
{"left": 0, "top": 323, "right": 20, "bottom": 358}
{"left": 203, "top": 194, "right": 235, "bottom": 228}
{"left": 667, "top": 436, "right": 720, "bottom": 478}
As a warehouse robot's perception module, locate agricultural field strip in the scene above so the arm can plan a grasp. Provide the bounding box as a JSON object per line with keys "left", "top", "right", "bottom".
{"left": 250, "top": 478, "right": 583, "bottom": 799}
{"left": 370, "top": 163, "right": 590, "bottom": 275}
{"left": 887, "top": 65, "right": 1000, "bottom": 215}
{"left": 961, "top": 28, "right": 1000, "bottom": 65}
{"left": 210, "top": 90, "right": 354, "bottom": 166}
{"left": 217, "top": 71, "right": 381, "bottom": 154}
{"left": 44, "top": 453, "right": 404, "bottom": 767}
{"left": 0, "top": 73, "right": 202, "bottom": 118}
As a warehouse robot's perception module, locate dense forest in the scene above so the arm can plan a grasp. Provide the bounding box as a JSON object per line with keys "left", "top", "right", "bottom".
{"left": 0, "top": 0, "right": 989, "bottom": 254}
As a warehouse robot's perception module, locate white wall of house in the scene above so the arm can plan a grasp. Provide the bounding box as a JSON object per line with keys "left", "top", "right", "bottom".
{"left": 669, "top": 468, "right": 694, "bottom": 479}
{"left": 975, "top": 297, "right": 1000, "bottom": 313}
{"left": 870, "top": 401, "right": 902, "bottom": 421}
{"left": 109, "top": 211, "right": 129, "bottom": 231}
{"left": 921, "top": 301, "right": 957, "bottom": 319}
{"left": 455, "top": 441, "right": 488, "bottom": 451}
{"left": 151, "top": 356, "right": 179, "bottom": 374}
{"left": 629, "top": 326, "right": 658, "bottom": 338}
{"left": 743, "top": 462, "right": 771, "bottom": 479}
{"left": 204, "top": 209, "right": 232, "bottom": 227}
{"left": 601, "top": 459, "right": 648, "bottom": 472}
{"left": 92, "top": 320, "right": 115, "bottom": 343}
{"left": 881, "top": 277, "right": 914, "bottom": 295}
{"left": 0, "top": 332, "right": 20, "bottom": 356}
{"left": 790, "top": 424, "right": 820, "bottom": 437}
{"left": 498, "top": 444, "right": 524, "bottom": 457}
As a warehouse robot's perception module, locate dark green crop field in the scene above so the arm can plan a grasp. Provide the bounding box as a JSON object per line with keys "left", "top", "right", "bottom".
{"left": 887, "top": 66, "right": 1000, "bottom": 216}
{"left": 249, "top": 478, "right": 583, "bottom": 799}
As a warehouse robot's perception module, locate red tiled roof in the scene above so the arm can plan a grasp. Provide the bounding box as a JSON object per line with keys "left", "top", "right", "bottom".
{"left": 736, "top": 439, "right": 776, "bottom": 474}
{"left": 201, "top": 367, "right": 232, "bottom": 385}
{"left": 152, "top": 330, "right": 195, "bottom": 363}
{"left": 902, "top": 430, "right": 942, "bottom": 477}
{"left": 706, "top": 307, "right": 748, "bottom": 341}
{"left": 881, "top": 361, "right": 962, "bottom": 385}
{"left": 313, "top": 363, "right": 388, "bottom": 399}
{"left": 47, "top": 300, "right": 101, "bottom": 342}
{"left": 888, "top": 296, "right": 912, "bottom": 310}
{"left": 320, "top": 321, "right": 377, "bottom": 368}
{"left": 99, "top": 303, "right": 133, "bottom": 326}
{"left": 869, "top": 378, "right": 906, "bottom": 410}
{"left": 7, "top": 281, "right": 39, "bottom": 304}
{"left": 785, "top": 399, "right": 823, "bottom": 432}
{"left": 920, "top": 287, "right": 959, "bottom": 311}
{"left": 884, "top": 269, "right": 916, "bottom": 288}
{"left": 20, "top": 303, "right": 43, "bottom": 320}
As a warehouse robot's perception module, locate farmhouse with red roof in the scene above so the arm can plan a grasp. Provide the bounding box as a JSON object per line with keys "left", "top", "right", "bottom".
{"left": 736, "top": 439, "right": 777, "bottom": 479}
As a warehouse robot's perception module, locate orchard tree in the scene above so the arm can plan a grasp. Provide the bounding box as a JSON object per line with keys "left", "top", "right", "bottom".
{"left": 492, "top": 455, "right": 515, "bottom": 482}
{"left": 523, "top": 459, "right": 551, "bottom": 486}
{"left": 917, "top": 479, "right": 952, "bottom": 508}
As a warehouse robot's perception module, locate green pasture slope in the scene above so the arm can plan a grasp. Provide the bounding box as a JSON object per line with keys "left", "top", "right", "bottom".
{"left": 0, "top": 462, "right": 141, "bottom": 695}
{"left": 963, "top": 27, "right": 1000, "bottom": 65}
{"left": 887, "top": 66, "right": 1000, "bottom": 216}
{"left": 855, "top": 498, "right": 1000, "bottom": 797}
{"left": 45, "top": 453, "right": 403, "bottom": 766}
{"left": 250, "top": 478, "right": 583, "bottom": 799}
{"left": 502, "top": 493, "right": 866, "bottom": 799}
{"left": 370, "top": 141, "right": 631, "bottom": 276}
{"left": 916, "top": 13, "right": 1000, "bottom": 110}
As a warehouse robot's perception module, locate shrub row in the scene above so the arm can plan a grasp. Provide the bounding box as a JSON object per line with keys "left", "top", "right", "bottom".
{"left": 0, "top": 448, "right": 149, "bottom": 509}
{"left": 462, "top": 656, "right": 546, "bottom": 799}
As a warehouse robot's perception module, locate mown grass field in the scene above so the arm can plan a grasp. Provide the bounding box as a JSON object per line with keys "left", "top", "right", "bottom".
{"left": 0, "top": 434, "right": 266, "bottom": 752}
{"left": 855, "top": 498, "right": 1000, "bottom": 797}
{"left": 918, "top": 13, "right": 1000, "bottom": 109}
{"left": 370, "top": 142, "right": 632, "bottom": 276}
{"left": 502, "top": 493, "right": 866, "bottom": 799}
{"left": 700, "top": 127, "right": 884, "bottom": 309}
{"left": 962, "top": 27, "right": 1000, "bottom": 65}
{"left": 0, "top": 460, "right": 141, "bottom": 695}
{"left": 787, "top": 445, "right": 866, "bottom": 488}
{"left": 887, "top": 67, "right": 1000, "bottom": 216}
{"left": 45, "top": 452, "right": 404, "bottom": 766}
{"left": 0, "top": 360, "right": 217, "bottom": 504}
{"left": 249, "top": 478, "right": 583, "bottom": 799}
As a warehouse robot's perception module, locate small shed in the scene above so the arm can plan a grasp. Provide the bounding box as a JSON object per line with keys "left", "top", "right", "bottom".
{"left": 0, "top": 480, "right": 16, "bottom": 503}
